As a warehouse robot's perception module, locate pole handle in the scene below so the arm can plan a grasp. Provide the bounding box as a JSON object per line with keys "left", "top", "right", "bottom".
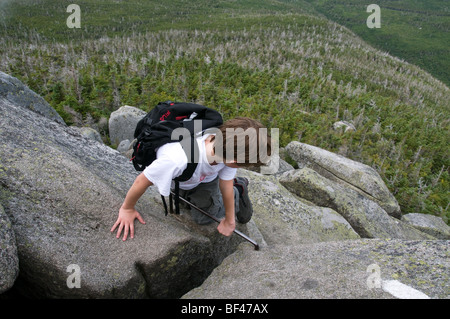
{"left": 169, "top": 191, "right": 259, "bottom": 250}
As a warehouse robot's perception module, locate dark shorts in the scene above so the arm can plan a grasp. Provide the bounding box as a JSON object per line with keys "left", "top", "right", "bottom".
{"left": 178, "top": 177, "right": 240, "bottom": 225}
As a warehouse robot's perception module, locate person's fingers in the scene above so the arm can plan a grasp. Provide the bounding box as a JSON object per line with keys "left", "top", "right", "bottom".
{"left": 110, "top": 219, "right": 120, "bottom": 232}
{"left": 112, "top": 211, "right": 145, "bottom": 240}
{"left": 122, "top": 225, "right": 129, "bottom": 241}
{"left": 116, "top": 222, "right": 124, "bottom": 239}
{"left": 136, "top": 212, "right": 146, "bottom": 224}
{"left": 130, "top": 223, "right": 135, "bottom": 239}
{"left": 217, "top": 220, "right": 234, "bottom": 237}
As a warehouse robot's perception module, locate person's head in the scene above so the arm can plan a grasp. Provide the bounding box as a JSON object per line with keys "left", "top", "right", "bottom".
{"left": 209, "top": 117, "right": 272, "bottom": 168}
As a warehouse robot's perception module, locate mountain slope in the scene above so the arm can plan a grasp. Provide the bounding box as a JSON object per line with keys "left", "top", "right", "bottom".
{"left": 308, "top": 0, "right": 450, "bottom": 86}
{"left": 0, "top": 0, "right": 448, "bottom": 221}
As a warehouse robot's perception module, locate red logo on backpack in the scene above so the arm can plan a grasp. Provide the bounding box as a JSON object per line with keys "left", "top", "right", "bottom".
{"left": 160, "top": 110, "right": 171, "bottom": 121}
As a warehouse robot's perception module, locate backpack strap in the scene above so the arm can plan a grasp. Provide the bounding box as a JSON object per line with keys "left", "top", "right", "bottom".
{"left": 174, "top": 180, "right": 181, "bottom": 215}
{"left": 170, "top": 162, "right": 198, "bottom": 215}
{"left": 161, "top": 195, "right": 169, "bottom": 216}
{"left": 163, "top": 134, "right": 199, "bottom": 215}
{"left": 169, "top": 133, "right": 200, "bottom": 214}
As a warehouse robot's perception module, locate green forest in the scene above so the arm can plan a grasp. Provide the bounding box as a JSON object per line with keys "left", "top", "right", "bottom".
{"left": 309, "top": 0, "right": 450, "bottom": 87}
{"left": 0, "top": 0, "right": 448, "bottom": 223}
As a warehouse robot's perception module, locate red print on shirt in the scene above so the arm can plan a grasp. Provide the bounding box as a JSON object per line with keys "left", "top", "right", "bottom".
{"left": 199, "top": 175, "right": 206, "bottom": 182}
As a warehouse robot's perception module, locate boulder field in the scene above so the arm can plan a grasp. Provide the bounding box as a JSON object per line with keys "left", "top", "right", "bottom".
{"left": 1, "top": 72, "right": 448, "bottom": 299}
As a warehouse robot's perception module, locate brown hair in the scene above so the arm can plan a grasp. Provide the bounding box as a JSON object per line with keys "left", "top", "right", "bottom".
{"left": 211, "top": 117, "right": 272, "bottom": 167}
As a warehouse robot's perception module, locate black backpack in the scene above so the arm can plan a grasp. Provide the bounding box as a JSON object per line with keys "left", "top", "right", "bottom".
{"left": 131, "top": 101, "right": 223, "bottom": 215}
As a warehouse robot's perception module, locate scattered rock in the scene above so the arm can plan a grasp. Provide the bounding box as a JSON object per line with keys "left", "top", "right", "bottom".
{"left": 285, "top": 141, "right": 401, "bottom": 218}
{"left": 279, "top": 168, "right": 432, "bottom": 239}
{"left": 333, "top": 120, "right": 356, "bottom": 132}
{"left": 246, "top": 154, "right": 294, "bottom": 176}
{"left": 1, "top": 73, "right": 447, "bottom": 299}
{"left": 402, "top": 213, "right": 450, "bottom": 239}
{"left": 71, "top": 126, "right": 104, "bottom": 144}
{"left": 108, "top": 105, "right": 146, "bottom": 146}
{"left": 237, "top": 169, "right": 360, "bottom": 246}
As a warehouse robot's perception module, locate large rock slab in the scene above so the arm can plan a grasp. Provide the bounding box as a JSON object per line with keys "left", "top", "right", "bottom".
{"left": 0, "top": 92, "right": 241, "bottom": 298}
{"left": 236, "top": 169, "right": 360, "bottom": 246}
{"left": 286, "top": 141, "right": 401, "bottom": 218}
{"left": 183, "top": 239, "right": 449, "bottom": 299}
{"left": 0, "top": 204, "right": 19, "bottom": 294}
{"left": 279, "top": 168, "right": 432, "bottom": 240}
{"left": 0, "top": 71, "right": 65, "bottom": 125}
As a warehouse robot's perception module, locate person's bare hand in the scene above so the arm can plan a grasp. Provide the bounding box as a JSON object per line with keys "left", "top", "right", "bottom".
{"left": 217, "top": 218, "right": 235, "bottom": 237}
{"left": 111, "top": 207, "right": 146, "bottom": 241}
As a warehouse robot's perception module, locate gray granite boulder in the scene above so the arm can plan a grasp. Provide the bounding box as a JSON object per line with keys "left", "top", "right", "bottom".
{"left": 0, "top": 83, "right": 242, "bottom": 298}
{"left": 285, "top": 141, "right": 401, "bottom": 218}
{"left": 237, "top": 169, "right": 360, "bottom": 246}
{"left": 0, "top": 71, "right": 65, "bottom": 125}
{"left": 0, "top": 204, "right": 19, "bottom": 294}
{"left": 108, "top": 105, "right": 146, "bottom": 146}
{"left": 71, "top": 126, "right": 104, "bottom": 144}
{"left": 402, "top": 213, "right": 450, "bottom": 239}
{"left": 183, "top": 239, "right": 449, "bottom": 299}
{"left": 279, "top": 168, "right": 432, "bottom": 240}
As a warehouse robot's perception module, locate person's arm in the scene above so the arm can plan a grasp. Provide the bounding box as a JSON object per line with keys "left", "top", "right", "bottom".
{"left": 111, "top": 172, "right": 152, "bottom": 241}
{"left": 217, "top": 178, "right": 236, "bottom": 236}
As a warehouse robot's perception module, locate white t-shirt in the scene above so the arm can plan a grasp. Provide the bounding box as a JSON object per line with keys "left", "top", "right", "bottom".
{"left": 143, "top": 133, "right": 237, "bottom": 196}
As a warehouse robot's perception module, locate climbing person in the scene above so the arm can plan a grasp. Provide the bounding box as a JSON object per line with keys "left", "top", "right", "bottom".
{"left": 111, "top": 106, "right": 271, "bottom": 241}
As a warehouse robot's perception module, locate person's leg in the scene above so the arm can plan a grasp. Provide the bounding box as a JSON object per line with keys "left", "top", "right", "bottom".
{"left": 179, "top": 176, "right": 252, "bottom": 225}
{"left": 233, "top": 177, "right": 252, "bottom": 224}
{"left": 180, "top": 177, "right": 225, "bottom": 225}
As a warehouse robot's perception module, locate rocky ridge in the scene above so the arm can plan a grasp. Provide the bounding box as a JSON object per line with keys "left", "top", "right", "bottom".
{"left": 0, "top": 72, "right": 448, "bottom": 299}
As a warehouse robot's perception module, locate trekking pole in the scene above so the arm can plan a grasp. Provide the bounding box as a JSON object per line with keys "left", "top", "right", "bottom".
{"left": 170, "top": 191, "right": 260, "bottom": 251}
